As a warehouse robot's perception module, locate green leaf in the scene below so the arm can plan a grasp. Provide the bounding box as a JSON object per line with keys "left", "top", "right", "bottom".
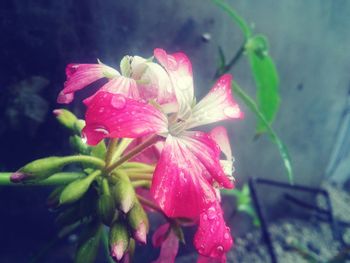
{"left": 233, "top": 81, "right": 293, "bottom": 183}
{"left": 246, "top": 35, "right": 280, "bottom": 133}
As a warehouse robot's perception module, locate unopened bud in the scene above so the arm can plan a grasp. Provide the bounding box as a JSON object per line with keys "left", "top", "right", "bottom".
{"left": 98, "top": 193, "right": 117, "bottom": 226}
{"left": 127, "top": 199, "right": 149, "bottom": 244}
{"left": 11, "top": 157, "right": 66, "bottom": 183}
{"left": 60, "top": 171, "right": 100, "bottom": 205}
{"left": 109, "top": 221, "right": 130, "bottom": 261}
{"left": 70, "top": 135, "right": 91, "bottom": 155}
{"left": 53, "top": 109, "right": 78, "bottom": 130}
{"left": 75, "top": 222, "right": 102, "bottom": 263}
{"left": 111, "top": 170, "right": 136, "bottom": 213}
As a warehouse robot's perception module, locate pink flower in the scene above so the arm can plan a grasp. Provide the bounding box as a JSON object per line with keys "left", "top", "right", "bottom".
{"left": 81, "top": 48, "right": 242, "bottom": 260}
{"left": 152, "top": 223, "right": 179, "bottom": 263}
{"left": 58, "top": 56, "right": 175, "bottom": 105}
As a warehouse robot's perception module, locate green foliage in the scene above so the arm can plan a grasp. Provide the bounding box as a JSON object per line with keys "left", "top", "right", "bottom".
{"left": 212, "top": 0, "right": 293, "bottom": 183}
{"left": 245, "top": 36, "right": 280, "bottom": 133}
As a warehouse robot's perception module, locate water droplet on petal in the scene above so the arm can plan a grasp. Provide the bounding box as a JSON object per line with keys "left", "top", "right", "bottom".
{"left": 202, "top": 214, "right": 208, "bottom": 221}
{"left": 94, "top": 126, "right": 109, "bottom": 135}
{"left": 224, "top": 106, "right": 239, "bottom": 118}
{"left": 224, "top": 233, "right": 230, "bottom": 239}
{"left": 207, "top": 206, "right": 217, "bottom": 220}
{"left": 217, "top": 245, "right": 224, "bottom": 253}
{"left": 111, "top": 95, "right": 126, "bottom": 109}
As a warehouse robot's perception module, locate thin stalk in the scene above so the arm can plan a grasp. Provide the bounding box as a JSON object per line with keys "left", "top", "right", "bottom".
{"left": 215, "top": 44, "right": 245, "bottom": 78}
{"left": 131, "top": 180, "right": 151, "bottom": 188}
{"left": 105, "top": 139, "right": 119, "bottom": 166}
{"left": 0, "top": 172, "right": 85, "bottom": 186}
{"left": 128, "top": 174, "right": 153, "bottom": 181}
{"left": 137, "top": 194, "right": 164, "bottom": 214}
{"left": 112, "top": 138, "right": 133, "bottom": 162}
{"left": 105, "top": 135, "right": 158, "bottom": 174}
{"left": 211, "top": 0, "right": 252, "bottom": 40}
{"left": 233, "top": 82, "right": 293, "bottom": 183}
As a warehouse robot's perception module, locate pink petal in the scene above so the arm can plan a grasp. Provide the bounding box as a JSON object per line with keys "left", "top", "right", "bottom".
{"left": 58, "top": 63, "right": 118, "bottom": 104}
{"left": 210, "top": 126, "right": 232, "bottom": 161}
{"left": 188, "top": 74, "right": 243, "bottom": 129}
{"left": 152, "top": 224, "right": 179, "bottom": 263}
{"left": 128, "top": 138, "right": 163, "bottom": 164}
{"left": 181, "top": 131, "right": 233, "bottom": 189}
{"left": 152, "top": 223, "right": 170, "bottom": 247}
{"left": 82, "top": 91, "right": 168, "bottom": 145}
{"left": 154, "top": 48, "right": 194, "bottom": 119}
{"left": 83, "top": 75, "right": 140, "bottom": 104}
{"left": 194, "top": 202, "right": 233, "bottom": 259}
{"left": 197, "top": 254, "right": 226, "bottom": 263}
{"left": 151, "top": 135, "right": 217, "bottom": 219}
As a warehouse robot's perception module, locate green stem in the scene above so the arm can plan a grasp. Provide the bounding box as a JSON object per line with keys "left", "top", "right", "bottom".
{"left": 233, "top": 81, "right": 294, "bottom": 183}
{"left": 105, "top": 135, "right": 158, "bottom": 174}
{"left": 211, "top": 0, "right": 252, "bottom": 40}
{"left": 101, "top": 178, "right": 111, "bottom": 195}
{"left": 131, "top": 180, "right": 151, "bottom": 188}
{"left": 0, "top": 172, "right": 85, "bottom": 186}
{"left": 105, "top": 139, "right": 119, "bottom": 166}
{"left": 128, "top": 173, "right": 153, "bottom": 181}
{"left": 112, "top": 138, "right": 133, "bottom": 162}
{"left": 137, "top": 194, "right": 164, "bottom": 214}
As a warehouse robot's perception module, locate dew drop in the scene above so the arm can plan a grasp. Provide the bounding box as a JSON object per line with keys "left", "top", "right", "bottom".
{"left": 94, "top": 126, "right": 109, "bottom": 135}
{"left": 207, "top": 206, "right": 217, "bottom": 220}
{"left": 224, "top": 233, "right": 230, "bottom": 239}
{"left": 224, "top": 106, "right": 239, "bottom": 118}
{"left": 111, "top": 95, "right": 126, "bottom": 109}
{"left": 217, "top": 245, "right": 224, "bottom": 253}
{"left": 202, "top": 214, "right": 208, "bottom": 221}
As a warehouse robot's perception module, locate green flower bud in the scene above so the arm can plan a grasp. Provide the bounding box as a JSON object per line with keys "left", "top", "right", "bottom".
{"left": 111, "top": 170, "right": 136, "bottom": 214}
{"left": 75, "top": 222, "right": 102, "bottom": 263}
{"left": 53, "top": 109, "right": 78, "bottom": 130}
{"left": 74, "top": 119, "right": 86, "bottom": 134}
{"left": 127, "top": 199, "right": 149, "bottom": 244}
{"left": 98, "top": 194, "right": 117, "bottom": 226}
{"left": 11, "top": 157, "right": 66, "bottom": 182}
{"left": 109, "top": 221, "right": 130, "bottom": 262}
{"left": 70, "top": 135, "right": 91, "bottom": 155}
{"left": 60, "top": 171, "right": 100, "bottom": 205}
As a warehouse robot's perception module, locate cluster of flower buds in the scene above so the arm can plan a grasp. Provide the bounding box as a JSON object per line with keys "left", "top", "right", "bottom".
{"left": 11, "top": 48, "right": 243, "bottom": 263}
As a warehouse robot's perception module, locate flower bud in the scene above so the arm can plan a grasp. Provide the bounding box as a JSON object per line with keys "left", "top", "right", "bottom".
{"left": 109, "top": 221, "right": 130, "bottom": 261}
{"left": 98, "top": 193, "right": 117, "bottom": 226}
{"left": 60, "top": 171, "right": 99, "bottom": 205}
{"left": 127, "top": 199, "right": 149, "bottom": 244}
{"left": 75, "top": 222, "right": 102, "bottom": 263}
{"left": 53, "top": 109, "right": 78, "bottom": 130}
{"left": 111, "top": 170, "right": 136, "bottom": 213}
{"left": 70, "top": 135, "right": 91, "bottom": 155}
{"left": 11, "top": 157, "right": 66, "bottom": 183}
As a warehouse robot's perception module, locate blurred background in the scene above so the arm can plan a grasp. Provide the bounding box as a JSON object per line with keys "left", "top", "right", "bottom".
{"left": 1, "top": 0, "right": 350, "bottom": 262}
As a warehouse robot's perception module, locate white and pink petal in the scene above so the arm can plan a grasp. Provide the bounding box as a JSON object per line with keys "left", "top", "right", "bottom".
{"left": 151, "top": 135, "right": 217, "bottom": 219}
{"left": 58, "top": 63, "right": 119, "bottom": 104}
{"left": 180, "top": 131, "right": 233, "bottom": 189}
{"left": 154, "top": 48, "right": 194, "bottom": 120}
{"left": 188, "top": 74, "right": 243, "bottom": 129}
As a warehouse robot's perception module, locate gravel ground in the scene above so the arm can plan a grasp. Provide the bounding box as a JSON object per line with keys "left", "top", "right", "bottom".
{"left": 178, "top": 182, "right": 350, "bottom": 263}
